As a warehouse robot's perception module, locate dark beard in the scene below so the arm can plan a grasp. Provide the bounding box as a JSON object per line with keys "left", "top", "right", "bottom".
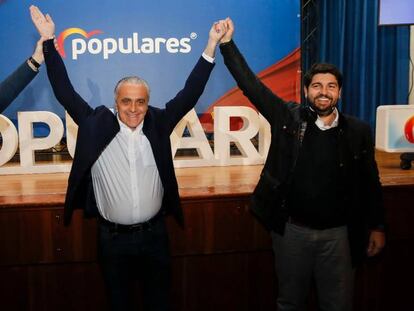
{"left": 307, "top": 97, "right": 336, "bottom": 117}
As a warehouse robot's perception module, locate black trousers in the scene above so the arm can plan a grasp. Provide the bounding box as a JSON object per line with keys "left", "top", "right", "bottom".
{"left": 98, "top": 217, "right": 171, "bottom": 311}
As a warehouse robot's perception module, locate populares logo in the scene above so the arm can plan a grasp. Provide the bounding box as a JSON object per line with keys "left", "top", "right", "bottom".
{"left": 57, "top": 28, "right": 103, "bottom": 58}
{"left": 57, "top": 27, "right": 195, "bottom": 60}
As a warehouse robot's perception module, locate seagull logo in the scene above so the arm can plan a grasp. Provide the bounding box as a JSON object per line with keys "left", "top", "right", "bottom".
{"left": 57, "top": 28, "right": 103, "bottom": 58}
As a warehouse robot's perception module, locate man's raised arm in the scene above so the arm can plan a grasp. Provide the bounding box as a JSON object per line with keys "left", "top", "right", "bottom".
{"left": 0, "top": 37, "right": 45, "bottom": 113}
{"left": 219, "top": 18, "right": 288, "bottom": 123}
{"left": 30, "top": 5, "right": 92, "bottom": 125}
{"left": 163, "top": 19, "right": 228, "bottom": 132}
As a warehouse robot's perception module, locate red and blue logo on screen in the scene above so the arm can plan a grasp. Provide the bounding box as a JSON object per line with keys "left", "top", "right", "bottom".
{"left": 404, "top": 115, "right": 414, "bottom": 143}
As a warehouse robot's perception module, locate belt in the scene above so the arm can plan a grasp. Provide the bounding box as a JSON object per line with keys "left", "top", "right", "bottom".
{"left": 98, "top": 214, "right": 161, "bottom": 233}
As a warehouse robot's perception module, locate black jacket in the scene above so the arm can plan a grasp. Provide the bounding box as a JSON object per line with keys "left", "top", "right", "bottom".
{"left": 220, "top": 40, "right": 384, "bottom": 265}
{"left": 43, "top": 39, "right": 214, "bottom": 226}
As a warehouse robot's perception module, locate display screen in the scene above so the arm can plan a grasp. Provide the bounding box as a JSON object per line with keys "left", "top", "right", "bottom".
{"left": 379, "top": 0, "right": 414, "bottom": 26}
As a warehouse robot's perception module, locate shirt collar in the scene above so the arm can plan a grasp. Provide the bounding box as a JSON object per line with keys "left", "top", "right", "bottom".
{"left": 314, "top": 108, "right": 339, "bottom": 131}
{"left": 117, "top": 114, "right": 144, "bottom": 134}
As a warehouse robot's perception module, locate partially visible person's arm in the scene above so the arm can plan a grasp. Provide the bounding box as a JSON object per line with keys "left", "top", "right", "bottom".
{"left": 30, "top": 5, "right": 92, "bottom": 125}
{"left": 0, "top": 39, "right": 44, "bottom": 113}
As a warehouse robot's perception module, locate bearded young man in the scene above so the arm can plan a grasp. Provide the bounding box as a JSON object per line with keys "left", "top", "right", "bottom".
{"left": 219, "top": 18, "right": 385, "bottom": 311}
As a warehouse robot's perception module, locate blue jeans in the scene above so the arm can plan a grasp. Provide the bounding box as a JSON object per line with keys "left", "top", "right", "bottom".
{"left": 98, "top": 217, "right": 171, "bottom": 311}
{"left": 271, "top": 223, "right": 354, "bottom": 311}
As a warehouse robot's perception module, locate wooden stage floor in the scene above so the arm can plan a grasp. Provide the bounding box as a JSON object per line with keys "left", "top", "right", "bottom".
{"left": 1, "top": 151, "right": 414, "bottom": 207}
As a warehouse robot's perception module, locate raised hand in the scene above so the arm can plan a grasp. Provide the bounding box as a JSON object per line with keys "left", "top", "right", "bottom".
{"left": 220, "top": 17, "right": 234, "bottom": 44}
{"left": 30, "top": 5, "right": 55, "bottom": 40}
{"left": 209, "top": 20, "right": 228, "bottom": 44}
{"left": 203, "top": 19, "right": 228, "bottom": 58}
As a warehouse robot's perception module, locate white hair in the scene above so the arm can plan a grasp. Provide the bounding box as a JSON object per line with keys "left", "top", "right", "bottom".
{"left": 114, "top": 76, "right": 150, "bottom": 99}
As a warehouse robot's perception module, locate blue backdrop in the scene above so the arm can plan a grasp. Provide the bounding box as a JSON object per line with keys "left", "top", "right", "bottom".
{"left": 0, "top": 0, "right": 300, "bottom": 121}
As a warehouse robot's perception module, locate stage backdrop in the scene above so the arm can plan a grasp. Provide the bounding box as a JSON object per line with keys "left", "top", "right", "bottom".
{"left": 0, "top": 0, "right": 300, "bottom": 172}
{"left": 1, "top": 0, "right": 300, "bottom": 120}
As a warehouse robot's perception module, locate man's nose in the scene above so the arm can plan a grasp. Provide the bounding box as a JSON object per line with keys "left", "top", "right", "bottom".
{"left": 320, "top": 87, "right": 329, "bottom": 96}
{"left": 130, "top": 102, "right": 138, "bottom": 112}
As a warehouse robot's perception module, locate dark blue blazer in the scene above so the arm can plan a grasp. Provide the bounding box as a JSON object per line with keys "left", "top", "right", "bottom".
{"left": 0, "top": 61, "right": 37, "bottom": 113}
{"left": 43, "top": 39, "right": 214, "bottom": 226}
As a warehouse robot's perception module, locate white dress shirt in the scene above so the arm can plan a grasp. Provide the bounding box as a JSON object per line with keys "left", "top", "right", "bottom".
{"left": 91, "top": 53, "right": 215, "bottom": 225}
{"left": 314, "top": 108, "right": 339, "bottom": 130}
{"left": 91, "top": 118, "right": 164, "bottom": 225}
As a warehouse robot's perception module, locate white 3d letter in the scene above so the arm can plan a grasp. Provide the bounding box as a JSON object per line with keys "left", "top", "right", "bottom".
{"left": 18, "top": 111, "right": 64, "bottom": 167}
{"left": 214, "top": 106, "right": 262, "bottom": 165}
{"left": 65, "top": 111, "right": 78, "bottom": 158}
{"left": 0, "top": 115, "right": 18, "bottom": 166}
{"left": 171, "top": 108, "right": 214, "bottom": 167}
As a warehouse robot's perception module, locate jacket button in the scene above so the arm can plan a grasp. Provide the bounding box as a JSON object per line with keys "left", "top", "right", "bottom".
{"left": 339, "top": 163, "right": 344, "bottom": 167}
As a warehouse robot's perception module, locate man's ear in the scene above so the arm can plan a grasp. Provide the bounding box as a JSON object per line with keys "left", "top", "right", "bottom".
{"left": 303, "top": 87, "right": 308, "bottom": 98}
